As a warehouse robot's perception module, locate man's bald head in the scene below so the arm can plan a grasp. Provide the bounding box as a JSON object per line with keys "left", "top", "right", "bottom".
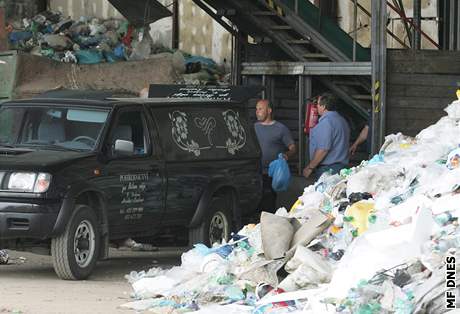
{"left": 256, "top": 99, "right": 273, "bottom": 123}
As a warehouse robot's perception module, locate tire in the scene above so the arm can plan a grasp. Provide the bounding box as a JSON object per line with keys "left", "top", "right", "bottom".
{"left": 51, "top": 205, "right": 100, "bottom": 280}
{"left": 189, "top": 196, "right": 233, "bottom": 247}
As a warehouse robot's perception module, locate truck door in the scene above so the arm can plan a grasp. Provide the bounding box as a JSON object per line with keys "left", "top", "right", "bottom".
{"left": 99, "top": 105, "right": 165, "bottom": 237}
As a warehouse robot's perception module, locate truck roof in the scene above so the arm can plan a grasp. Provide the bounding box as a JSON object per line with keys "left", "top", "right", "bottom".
{"left": 0, "top": 97, "right": 241, "bottom": 109}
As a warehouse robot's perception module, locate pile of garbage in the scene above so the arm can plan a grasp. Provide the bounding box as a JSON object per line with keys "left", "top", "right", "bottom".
{"left": 6, "top": 10, "right": 228, "bottom": 84}
{"left": 121, "top": 98, "right": 460, "bottom": 313}
{"left": 0, "top": 249, "right": 8, "bottom": 264}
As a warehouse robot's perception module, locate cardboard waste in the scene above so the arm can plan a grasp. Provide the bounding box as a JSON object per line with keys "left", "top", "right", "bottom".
{"left": 121, "top": 97, "right": 459, "bottom": 312}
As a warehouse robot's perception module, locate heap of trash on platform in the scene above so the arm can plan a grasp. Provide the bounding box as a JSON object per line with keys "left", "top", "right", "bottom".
{"left": 6, "top": 10, "right": 228, "bottom": 85}
{"left": 121, "top": 97, "right": 460, "bottom": 313}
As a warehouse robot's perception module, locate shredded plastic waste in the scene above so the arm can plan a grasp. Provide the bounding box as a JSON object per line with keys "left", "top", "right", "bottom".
{"left": 5, "top": 10, "right": 228, "bottom": 84}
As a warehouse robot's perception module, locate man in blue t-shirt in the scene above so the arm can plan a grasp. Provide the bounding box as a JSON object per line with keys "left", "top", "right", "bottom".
{"left": 254, "top": 99, "right": 296, "bottom": 213}
{"left": 303, "top": 93, "right": 350, "bottom": 180}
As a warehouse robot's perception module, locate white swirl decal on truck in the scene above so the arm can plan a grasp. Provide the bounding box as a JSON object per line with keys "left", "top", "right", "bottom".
{"left": 170, "top": 111, "right": 208, "bottom": 156}
{"left": 169, "top": 110, "right": 246, "bottom": 156}
{"left": 217, "top": 110, "right": 247, "bottom": 155}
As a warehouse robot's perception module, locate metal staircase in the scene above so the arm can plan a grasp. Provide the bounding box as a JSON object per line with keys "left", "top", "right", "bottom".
{"left": 192, "top": 0, "right": 372, "bottom": 116}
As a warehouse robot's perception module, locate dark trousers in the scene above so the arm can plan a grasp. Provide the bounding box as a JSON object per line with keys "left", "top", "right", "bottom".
{"left": 259, "top": 174, "right": 277, "bottom": 213}
{"left": 314, "top": 163, "right": 347, "bottom": 180}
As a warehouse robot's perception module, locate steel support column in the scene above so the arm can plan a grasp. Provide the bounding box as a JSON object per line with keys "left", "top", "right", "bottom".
{"left": 261, "top": 75, "right": 275, "bottom": 105}
{"left": 412, "top": 0, "right": 421, "bottom": 49}
{"left": 232, "top": 31, "right": 242, "bottom": 85}
{"left": 449, "top": 0, "right": 455, "bottom": 50}
{"left": 0, "top": 7, "right": 6, "bottom": 52}
{"left": 457, "top": 1, "right": 460, "bottom": 50}
{"left": 172, "top": 0, "right": 179, "bottom": 49}
{"left": 298, "top": 75, "right": 311, "bottom": 173}
{"left": 371, "top": 1, "right": 387, "bottom": 154}
{"left": 353, "top": 0, "right": 358, "bottom": 61}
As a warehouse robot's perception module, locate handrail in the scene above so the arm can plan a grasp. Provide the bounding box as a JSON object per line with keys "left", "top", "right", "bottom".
{"left": 386, "top": 1, "right": 440, "bottom": 49}
{"left": 347, "top": 0, "right": 409, "bottom": 49}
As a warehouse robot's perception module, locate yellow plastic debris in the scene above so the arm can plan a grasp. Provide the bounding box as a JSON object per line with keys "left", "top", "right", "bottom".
{"left": 399, "top": 143, "right": 412, "bottom": 149}
{"left": 344, "top": 200, "right": 375, "bottom": 236}
{"left": 290, "top": 198, "right": 302, "bottom": 213}
{"left": 456, "top": 89, "right": 460, "bottom": 100}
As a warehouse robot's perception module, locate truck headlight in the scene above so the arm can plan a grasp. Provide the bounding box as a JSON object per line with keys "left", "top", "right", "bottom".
{"left": 7, "top": 172, "right": 52, "bottom": 193}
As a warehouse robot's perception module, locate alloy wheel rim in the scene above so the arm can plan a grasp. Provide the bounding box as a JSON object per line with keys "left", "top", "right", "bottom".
{"left": 73, "top": 220, "right": 96, "bottom": 268}
{"left": 209, "top": 211, "right": 229, "bottom": 245}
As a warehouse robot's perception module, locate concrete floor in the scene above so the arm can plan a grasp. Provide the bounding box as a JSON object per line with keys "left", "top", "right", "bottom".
{"left": 0, "top": 248, "right": 183, "bottom": 314}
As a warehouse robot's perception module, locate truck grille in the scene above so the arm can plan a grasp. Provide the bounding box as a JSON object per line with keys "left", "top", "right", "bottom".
{"left": 7, "top": 218, "right": 30, "bottom": 230}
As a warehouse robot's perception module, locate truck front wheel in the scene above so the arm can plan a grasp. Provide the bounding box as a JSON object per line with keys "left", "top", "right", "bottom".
{"left": 51, "top": 205, "right": 100, "bottom": 280}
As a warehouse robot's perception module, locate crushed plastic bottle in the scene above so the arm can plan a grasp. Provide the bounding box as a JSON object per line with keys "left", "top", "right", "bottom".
{"left": 434, "top": 212, "right": 453, "bottom": 226}
{"left": 356, "top": 302, "right": 382, "bottom": 314}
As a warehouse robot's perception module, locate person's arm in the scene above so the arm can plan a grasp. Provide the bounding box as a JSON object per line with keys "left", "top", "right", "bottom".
{"left": 283, "top": 143, "right": 296, "bottom": 160}
{"left": 349, "top": 125, "right": 369, "bottom": 155}
{"left": 302, "top": 149, "right": 328, "bottom": 178}
{"left": 280, "top": 124, "right": 297, "bottom": 160}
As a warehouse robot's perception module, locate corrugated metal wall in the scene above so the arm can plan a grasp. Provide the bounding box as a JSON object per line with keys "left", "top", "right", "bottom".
{"left": 386, "top": 50, "right": 459, "bottom": 136}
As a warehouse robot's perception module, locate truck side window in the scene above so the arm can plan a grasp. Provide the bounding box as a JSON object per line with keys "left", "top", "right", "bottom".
{"left": 111, "top": 110, "right": 151, "bottom": 156}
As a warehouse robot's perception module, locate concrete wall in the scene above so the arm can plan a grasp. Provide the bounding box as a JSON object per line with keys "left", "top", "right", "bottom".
{"left": 178, "top": 0, "right": 231, "bottom": 64}
{"left": 337, "top": 0, "right": 438, "bottom": 49}
{"left": 50, "top": 0, "right": 122, "bottom": 19}
{"left": 49, "top": 0, "right": 231, "bottom": 64}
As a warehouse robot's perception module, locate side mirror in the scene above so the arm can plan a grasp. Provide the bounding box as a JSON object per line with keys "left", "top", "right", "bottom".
{"left": 114, "top": 139, "right": 134, "bottom": 156}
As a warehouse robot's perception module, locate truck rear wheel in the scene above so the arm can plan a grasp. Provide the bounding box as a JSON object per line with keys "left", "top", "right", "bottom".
{"left": 51, "top": 205, "right": 100, "bottom": 280}
{"left": 189, "top": 196, "right": 233, "bottom": 247}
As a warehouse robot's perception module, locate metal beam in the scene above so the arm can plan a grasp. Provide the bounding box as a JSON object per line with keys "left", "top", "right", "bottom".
{"left": 241, "top": 62, "right": 372, "bottom": 76}
{"left": 0, "top": 7, "right": 6, "bottom": 52}
{"left": 353, "top": 0, "right": 357, "bottom": 61}
{"left": 346, "top": 0, "right": 409, "bottom": 48}
{"left": 371, "top": 1, "right": 387, "bottom": 154}
{"left": 457, "top": 1, "right": 460, "bottom": 50}
{"left": 412, "top": 0, "right": 421, "bottom": 50}
{"left": 192, "top": 0, "right": 235, "bottom": 35}
{"left": 298, "top": 75, "right": 311, "bottom": 173}
{"left": 232, "top": 32, "right": 242, "bottom": 85}
{"left": 449, "top": 0, "right": 455, "bottom": 50}
{"left": 172, "top": 0, "right": 179, "bottom": 49}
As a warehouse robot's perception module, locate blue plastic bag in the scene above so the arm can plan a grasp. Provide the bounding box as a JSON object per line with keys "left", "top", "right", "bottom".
{"left": 74, "top": 50, "right": 103, "bottom": 64}
{"left": 268, "top": 153, "right": 291, "bottom": 192}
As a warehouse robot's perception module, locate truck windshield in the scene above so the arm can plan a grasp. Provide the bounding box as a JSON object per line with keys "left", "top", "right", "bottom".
{"left": 0, "top": 105, "right": 110, "bottom": 151}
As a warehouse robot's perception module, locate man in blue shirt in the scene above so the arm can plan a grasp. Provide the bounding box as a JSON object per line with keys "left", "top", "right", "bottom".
{"left": 255, "top": 99, "right": 296, "bottom": 212}
{"left": 303, "top": 93, "right": 350, "bottom": 180}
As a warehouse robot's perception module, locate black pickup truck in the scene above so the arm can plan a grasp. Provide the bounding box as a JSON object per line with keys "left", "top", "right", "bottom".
{"left": 0, "top": 95, "right": 262, "bottom": 279}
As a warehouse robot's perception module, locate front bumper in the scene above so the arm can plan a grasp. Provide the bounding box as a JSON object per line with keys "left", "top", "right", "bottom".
{"left": 0, "top": 201, "right": 61, "bottom": 240}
